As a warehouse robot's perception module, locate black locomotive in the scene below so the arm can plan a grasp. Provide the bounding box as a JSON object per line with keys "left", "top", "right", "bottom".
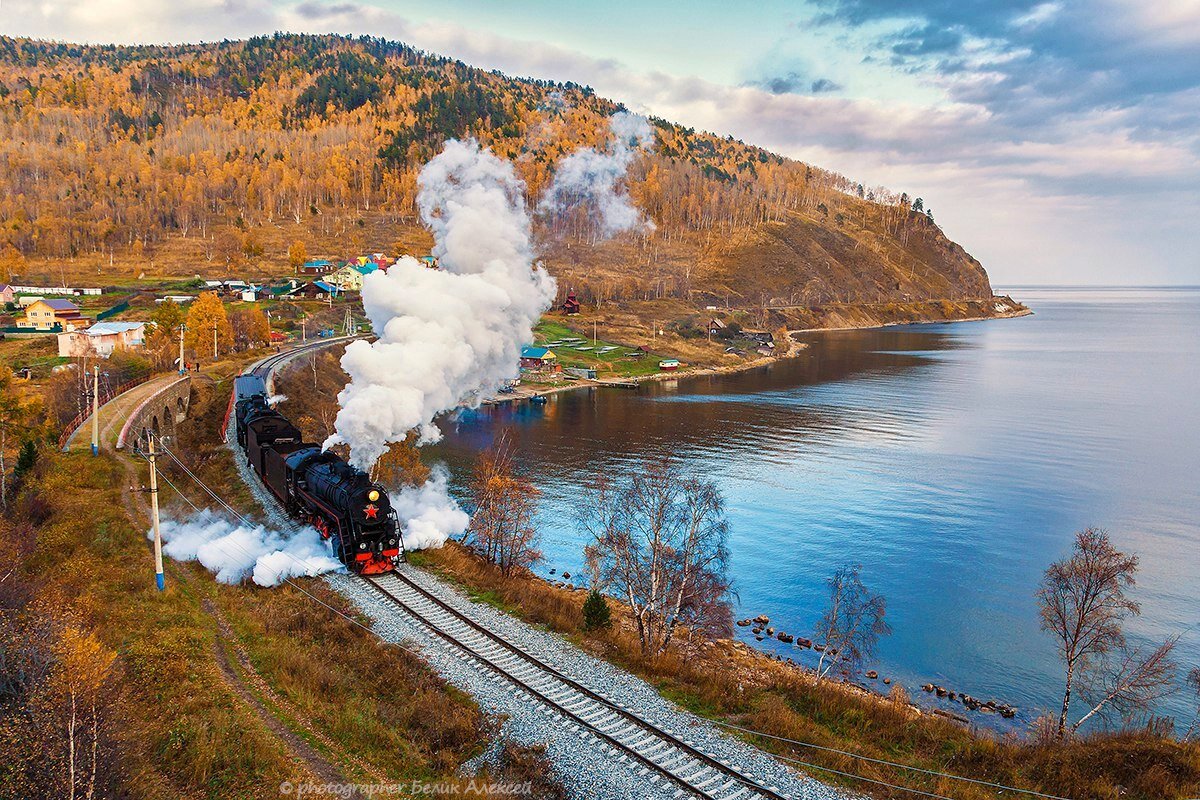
{"left": 233, "top": 373, "right": 402, "bottom": 574}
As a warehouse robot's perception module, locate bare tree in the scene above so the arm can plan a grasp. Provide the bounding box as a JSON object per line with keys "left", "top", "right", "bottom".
{"left": 466, "top": 437, "right": 542, "bottom": 576}
{"left": 1184, "top": 668, "right": 1200, "bottom": 743}
{"left": 582, "top": 460, "right": 732, "bottom": 655}
{"left": 1036, "top": 528, "right": 1176, "bottom": 736}
{"left": 813, "top": 564, "right": 890, "bottom": 680}
{"left": 1074, "top": 637, "right": 1178, "bottom": 731}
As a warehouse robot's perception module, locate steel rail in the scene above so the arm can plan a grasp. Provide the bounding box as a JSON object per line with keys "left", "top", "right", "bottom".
{"left": 365, "top": 571, "right": 790, "bottom": 800}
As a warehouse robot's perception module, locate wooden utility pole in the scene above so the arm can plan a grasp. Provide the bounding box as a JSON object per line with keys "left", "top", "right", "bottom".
{"left": 90, "top": 365, "right": 99, "bottom": 456}
{"left": 212, "top": 322, "right": 218, "bottom": 360}
{"left": 147, "top": 434, "right": 165, "bottom": 591}
{"left": 178, "top": 324, "right": 186, "bottom": 375}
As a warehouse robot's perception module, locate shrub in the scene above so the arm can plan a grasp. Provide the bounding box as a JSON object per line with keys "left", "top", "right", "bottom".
{"left": 582, "top": 589, "right": 612, "bottom": 631}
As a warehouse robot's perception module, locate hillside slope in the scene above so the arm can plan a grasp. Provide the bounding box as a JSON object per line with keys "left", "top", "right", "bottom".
{"left": 0, "top": 33, "right": 998, "bottom": 314}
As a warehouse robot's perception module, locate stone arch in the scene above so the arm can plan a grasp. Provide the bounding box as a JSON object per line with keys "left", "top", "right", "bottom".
{"left": 175, "top": 396, "right": 186, "bottom": 421}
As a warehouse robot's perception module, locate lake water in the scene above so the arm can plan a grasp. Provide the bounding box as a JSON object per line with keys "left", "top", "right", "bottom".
{"left": 428, "top": 287, "right": 1200, "bottom": 728}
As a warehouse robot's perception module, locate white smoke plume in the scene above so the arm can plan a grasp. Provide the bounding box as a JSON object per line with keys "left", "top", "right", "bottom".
{"left": 390, "top": 467, "right": 470, "bottom": 550}
{"left": 152, "top": 509, "right": 343, "bottom": 587}
{"left": 538, "top": 111, "right": 656, "bottom": 237}
{"left": 325, "top": 139, "right": 556, "bottom": 471}
{"left": 266, "top": 394, "right": 287, "bottom": 406}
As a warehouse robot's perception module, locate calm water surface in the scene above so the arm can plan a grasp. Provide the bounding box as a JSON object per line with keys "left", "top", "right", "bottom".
{"left": 428, "top": 287, "right": 1200, "bottom": 727}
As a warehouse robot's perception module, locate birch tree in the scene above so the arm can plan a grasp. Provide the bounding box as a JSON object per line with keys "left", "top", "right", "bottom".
{"left": 467, "top": 438, "right": 542, "bottom": 576}
{"left": 582, "top": 460, "right": 731, "bottom": 655}
{"left": 1037, "top": 528, "right": 1177, "bottom": 737}
{"left": 813, "top": 564, "right": 890, "bottom": 680}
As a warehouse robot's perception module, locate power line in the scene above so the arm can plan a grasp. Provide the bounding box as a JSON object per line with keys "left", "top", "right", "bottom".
{"left": 133, "top": 440, "right": 431, "bottom": 664}
{"left": 708, "top": 719, "right": 1073, "bottom": 800}
{"left": 143, "top": 438, "right": 1070, "bottom": 800}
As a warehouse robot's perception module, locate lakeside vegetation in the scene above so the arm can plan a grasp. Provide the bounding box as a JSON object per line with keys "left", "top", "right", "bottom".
{"left": 416, "top": 541, "right": 1200, "bottom": 800}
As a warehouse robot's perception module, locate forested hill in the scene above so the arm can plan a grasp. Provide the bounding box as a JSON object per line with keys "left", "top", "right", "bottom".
{"left": 0, "top": 33, "right": 993, "bottom": 309}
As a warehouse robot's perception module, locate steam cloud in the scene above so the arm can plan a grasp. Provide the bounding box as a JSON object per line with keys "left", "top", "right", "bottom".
{"left": 326, "top": 139, "right": 556, "bottom": 470}
{"left": 324, "top": 139, "right": 554, "bottom": 549}
{"left": 152, "top": 509, "right": 343, "bottom": 587}
{"left": 538, "top": 111, "right": 656, "bottom": 236}
{"left": 390, "top": 467, "right": 470, "bottom": 550}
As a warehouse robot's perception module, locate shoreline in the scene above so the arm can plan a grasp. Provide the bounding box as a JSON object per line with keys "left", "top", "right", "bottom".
{"left": 490, "top": 304, "right": 1032, "bottom": 404}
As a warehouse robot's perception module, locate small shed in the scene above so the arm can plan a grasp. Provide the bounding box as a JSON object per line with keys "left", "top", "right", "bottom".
{"left": 519, "top": 346, "right": 559, "bottom": 371}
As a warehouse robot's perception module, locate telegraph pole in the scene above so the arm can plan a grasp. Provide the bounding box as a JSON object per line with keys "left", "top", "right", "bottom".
{"left": 178, "top": 324, "right": 186, "bottom": 375}
{"left": 301, "top": 319, "right": 306, "bottom": 343}
{"left": 212, "top": 322, "right": 218, "bottom": 360}
{"left": 90, "top": 366, "right": 100, "bottom": 455}
{"left": 147, "top": 434, "right": 165, "bottom": 591}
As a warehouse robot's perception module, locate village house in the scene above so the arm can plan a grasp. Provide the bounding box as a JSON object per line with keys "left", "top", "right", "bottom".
{"left": 328, "top": 263, "right": 378, "bottom": 292}
{"left": 519, "top": 346, "right": 559, "bottom": 372}
{"left": 297, "top": 259, "right": 333, "bottom": 276}
{"left": 0, "top": 285, "right": 13, "bottom": 305}
{"left": 17, "top": 298, "right": 88, "bottom": 331}
{"left": 57, "top": 321, "right": 147, "bottom": 357}
{"left": 282, "top": 280, "right": 337, "bottom": 300}
{"left": 707, "top": 318, "right": 727, "bottom": 336}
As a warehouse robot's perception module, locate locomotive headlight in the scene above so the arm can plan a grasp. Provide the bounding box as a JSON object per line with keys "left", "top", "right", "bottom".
{"left": 367, "top": 489, "right": 380, "bottom": 502}
{"left": 359, "top": 542, "right": 367, "bottom": 550}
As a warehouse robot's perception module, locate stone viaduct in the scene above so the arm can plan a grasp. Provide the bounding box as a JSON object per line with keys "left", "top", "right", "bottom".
{"left": 116, "top": 375, "right": 193, "bottom": 451}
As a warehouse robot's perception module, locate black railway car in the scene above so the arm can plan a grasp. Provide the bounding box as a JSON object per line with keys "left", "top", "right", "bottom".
{"left": 233, "top": 369, "right": 401, "bottom": 574}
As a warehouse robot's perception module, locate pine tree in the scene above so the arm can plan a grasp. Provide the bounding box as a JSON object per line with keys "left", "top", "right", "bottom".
{"left": 13, "top": 440, "right": 36, "bottom": 483}
{"left": 582, "top": 589, "right": 612, "bottom": 631}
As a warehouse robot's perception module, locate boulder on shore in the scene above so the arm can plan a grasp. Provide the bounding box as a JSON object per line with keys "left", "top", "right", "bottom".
{"left": 865, "top": 670, "right": 878, "bottom": 680}
{"left": 754, "top": 614, "right": 770, "bottom": 625}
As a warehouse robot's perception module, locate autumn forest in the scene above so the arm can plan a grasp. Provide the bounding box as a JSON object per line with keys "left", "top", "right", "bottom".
{"left": 0, "top": 33, "right": 991, "bottom": 309}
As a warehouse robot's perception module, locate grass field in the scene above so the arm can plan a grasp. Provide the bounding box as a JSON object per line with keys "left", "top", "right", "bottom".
{"left": 532, "top": 318, "right": 667, "bottom": 378}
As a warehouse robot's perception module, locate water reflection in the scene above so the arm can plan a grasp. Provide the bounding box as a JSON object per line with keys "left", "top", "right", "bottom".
{"left": 428, "top": 289, "right": 1200, "bottom": 728}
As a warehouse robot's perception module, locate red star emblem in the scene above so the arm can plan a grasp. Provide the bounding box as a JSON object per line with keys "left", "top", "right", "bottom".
{"left": 364, "top": 503, "right": 379, "bottom": 519}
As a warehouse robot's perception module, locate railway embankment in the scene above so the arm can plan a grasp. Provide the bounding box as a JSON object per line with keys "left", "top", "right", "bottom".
{"left": 413, "top": 542, "right": 1200, "bottom": 800}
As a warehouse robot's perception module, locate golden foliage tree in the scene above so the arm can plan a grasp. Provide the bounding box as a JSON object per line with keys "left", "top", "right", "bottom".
{"left": 288, "top": 240, "right": 308, "bottom": 271}
{"left": 467, "top": 438, "right": 542, "bottom": 576}
{"left": 0, "top": 243, "right": 25, "bottom": 284}
{"left": 184, "top": 292, "right": 233, "bottom": 361}
{"left": 230, "top": 305, "right": 271, "bottom": 351}
{"left": 372, "top": 433, "right": 431, "bottom": 490}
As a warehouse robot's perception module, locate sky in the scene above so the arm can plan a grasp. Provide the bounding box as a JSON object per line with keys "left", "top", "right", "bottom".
{"left": 4, "top": 0, "right": 1199, "bottom": 285}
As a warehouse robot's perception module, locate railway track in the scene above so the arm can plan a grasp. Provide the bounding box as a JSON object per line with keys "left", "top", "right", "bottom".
{"left": 244, "top": 336, "right": 796, "bottom": 799}
{"left": 366, "top": 570, "right": 791, "bottom": 800}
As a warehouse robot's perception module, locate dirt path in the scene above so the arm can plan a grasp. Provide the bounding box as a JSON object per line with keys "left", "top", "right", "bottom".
{"left": 102, "top": 373, "right": 374, "bottom": 795}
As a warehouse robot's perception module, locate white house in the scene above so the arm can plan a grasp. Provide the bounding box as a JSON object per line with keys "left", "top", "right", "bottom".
{"left": 57, "top": 321, "right": 147, "bottom": 358}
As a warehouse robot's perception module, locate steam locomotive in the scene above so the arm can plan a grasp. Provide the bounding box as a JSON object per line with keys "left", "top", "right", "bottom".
{"left": 233, "top": 374, "right": 402, "bottom": 574}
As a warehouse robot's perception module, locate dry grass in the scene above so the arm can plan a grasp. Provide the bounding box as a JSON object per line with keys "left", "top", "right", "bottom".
{"left": 417, "top": 542, "right": 1200, "bottom": 800}
{"left": 0, "top": 370, "right": 572, "bottom": 797}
